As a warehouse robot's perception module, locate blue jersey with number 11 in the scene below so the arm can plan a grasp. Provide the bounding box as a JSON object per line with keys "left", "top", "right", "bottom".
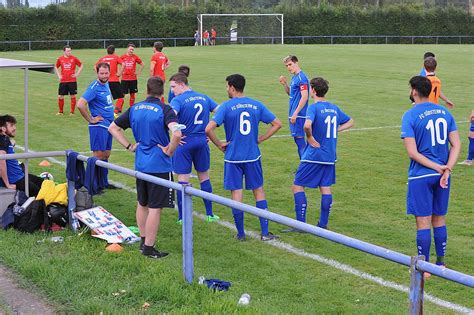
{"left": 301, "top": 101, "right": 350, "bottom": 164}
{"left": 170, "top": 90, "right": 218, "bottom": 137}
{"left": 213, "top": 97, "right": 276, "bottom": 163}
{"left": 401, "top": 102, "right": 457, "bottom": 179}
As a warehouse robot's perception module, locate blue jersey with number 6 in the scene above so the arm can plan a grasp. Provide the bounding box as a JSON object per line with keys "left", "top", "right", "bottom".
{"left": 212, "top": 97, "right": 276, "bottom": 163}
{"left": 401, "top": 102, "right": 457, "bottom": 179}
{"left": 170, "top": 90, "right": 218, "bottom": 137}
{"left": 301, "top": 101, "right": 350, "bottom": 164}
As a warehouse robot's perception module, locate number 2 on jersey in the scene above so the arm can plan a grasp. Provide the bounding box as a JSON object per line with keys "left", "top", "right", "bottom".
{"left": 194, "top": 103, "right": 203, "bottom": 125}
{"left": 324, "top": 115, "right": 337, "bottom": 138}
{"left": 426, "top": 118, "right": 447, "bottom": 146}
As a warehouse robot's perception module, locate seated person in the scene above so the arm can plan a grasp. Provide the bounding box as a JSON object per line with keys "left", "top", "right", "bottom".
{"left": 0, "top": 115, "right": 43, "bottom": 196}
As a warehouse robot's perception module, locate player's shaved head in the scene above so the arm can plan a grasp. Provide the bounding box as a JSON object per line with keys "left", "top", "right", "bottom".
{"left": 226, "top": 74, "right": 245, "bottom": 93}
{"left": 63, "top": 45, "right": 71, "bottom": 51}
{"left": 283, "top": 55, "right": 298, "bottom": 64}
{"left": 169, "top": 73, "right": 188, "bottom": 85}
{"left": 424, "top": 57, "right": 437, "bottom": 72}
{"left": 178, "top": 65, "right": 190, "bottom": 77}
{"left": 409, "top": 76, "right": 432, "bottom": 98}
{"left": 147, "top": 76, "right": 164, "bottom": 97}
{"left": 423, "top": 52, "right": 435, "bottom": 59}
{"left": 154, "top": 41, "right": 164, "bottom": 52}
{"left": 310, "top": 77, "right": 329, "bottom": 97}
{"left": 127, "top": 43, "right": 136, "bottom": 48}
{"left": 106, "top": 45, "right": 115, "bottom": 55}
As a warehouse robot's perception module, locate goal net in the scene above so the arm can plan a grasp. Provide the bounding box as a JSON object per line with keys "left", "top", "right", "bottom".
{"left": 197, "top": 14, "right": 284, "bottom": 46}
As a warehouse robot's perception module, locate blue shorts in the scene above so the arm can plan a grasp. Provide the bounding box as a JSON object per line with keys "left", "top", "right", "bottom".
{"left": 89, "top": 126, "right": 112, "bottom": 151}
{"left": 173, "top": 136, "right": 210, "bottom": 174}
{"left": 406, "top": 175, "right": 450, "bottom": 217}
{"left": 289, "top": 117, "right": 305, "bottom": 137}
{"left": 470, "top": 122, "right": 474, "bottom": 132}
{"left": 294, "top": 162, "right": 336, "bottom": 188}
{"left": 224, "top": 159, "right": 263, "bottom": 190}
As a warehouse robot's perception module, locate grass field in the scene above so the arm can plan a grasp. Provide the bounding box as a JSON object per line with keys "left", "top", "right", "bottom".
{"left": 0, "top": 44, "right": 473, "bottom": 314}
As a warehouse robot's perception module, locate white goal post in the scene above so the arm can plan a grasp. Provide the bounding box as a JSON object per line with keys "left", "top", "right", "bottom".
{"left": 197, "top": 13, "right": 284, "bottom": 46}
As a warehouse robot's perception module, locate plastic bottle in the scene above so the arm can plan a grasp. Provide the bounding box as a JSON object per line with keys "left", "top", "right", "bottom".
{"left": 198, "top": 276, "right": 206, "bottom": 285}
{"left": 238, "top": 293, "right": 250, "bottom": 305}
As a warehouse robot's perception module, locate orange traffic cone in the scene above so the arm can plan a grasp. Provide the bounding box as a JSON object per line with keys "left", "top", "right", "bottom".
{"left": 39, "top": 160, "right": 51, "bottom": 167}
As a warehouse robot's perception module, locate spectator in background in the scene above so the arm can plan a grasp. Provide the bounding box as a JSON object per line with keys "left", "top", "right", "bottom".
{"left": 211, "top": 27, "right": 217, "bottom": 46}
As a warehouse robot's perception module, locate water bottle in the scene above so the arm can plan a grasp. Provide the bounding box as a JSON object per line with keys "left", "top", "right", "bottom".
{"left": 238, "top": 293, "right": 250, "bottom": 305}
{"left": 198, "top": 276, "right": 206, "bottom": 285}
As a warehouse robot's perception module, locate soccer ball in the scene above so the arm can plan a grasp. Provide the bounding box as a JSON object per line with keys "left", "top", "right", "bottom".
{"left": 39, "top": 172, "right": 54, "bottom": 181}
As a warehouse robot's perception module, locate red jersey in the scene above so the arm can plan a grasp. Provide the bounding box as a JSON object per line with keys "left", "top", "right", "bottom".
{"left": 55, "top": 55, "right": 82, "bottom": 83}
{"left": 120, "top": 54, "right": 143, "bottom": 81}
{"left": 151, "top": 52, "right": 168, "bottom": 81}
{"left": 96, "top": 54, "right": 122, "bottom": 82}
{"left": 211, "top": 30, "right": 217, "bottom": 38}
{"left": 203, "top": 31, "right": 209, "bottom": 39}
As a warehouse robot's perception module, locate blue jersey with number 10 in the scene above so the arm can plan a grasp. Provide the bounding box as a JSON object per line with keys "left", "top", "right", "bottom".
{"left": 301, "top": 101, "right": 350, "bottom": 164}
{"left": 170, "top": 90, "right": 218, "bottom": 137}
{"left": 213, "top": 97, "right": 276, "bottom": 163}
{"left": 401, "top": 102, "right": 457, "bottom": 179}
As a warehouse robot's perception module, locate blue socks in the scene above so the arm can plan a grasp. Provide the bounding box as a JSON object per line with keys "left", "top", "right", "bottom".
{"left": 433, "top": 225, "right": 447, "bottom": 266}
{"left": 293, "top": 192, "right": 307, "bottom": 222}
{"left": 200, "top": 179, "right": 214, "bottom": 216}
{"left": 176, "top": 181, "right": 188, "bottom": 220}
{"left": 294, "top": 137, "right": 306, "bottom": 159}
{"left": 319, "top": 194, "right": 332, "bottom": 228}
{"left": 468, "top": 137, "right": 474, "bottom": 160}
{"left": 416, "top": 229, "right": 431, "bottom": 262}
{"left": 232, "top": 208, "right": 245, "bottom": 238}
{"left": 257, "top": 200, "right": 269, "bottom": 236}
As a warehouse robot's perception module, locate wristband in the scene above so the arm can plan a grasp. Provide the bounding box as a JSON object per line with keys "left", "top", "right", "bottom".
{"left": 126, "top": 143, "right": 131, "bottom": 150}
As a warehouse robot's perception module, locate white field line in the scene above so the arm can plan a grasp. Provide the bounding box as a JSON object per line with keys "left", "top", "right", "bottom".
{"left": 15, "top": 144, "right": 474, "bottom": 314}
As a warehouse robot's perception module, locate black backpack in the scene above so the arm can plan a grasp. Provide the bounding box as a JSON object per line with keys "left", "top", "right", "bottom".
{"left": 13, "top": 199, "right": 46, "bottom": 233}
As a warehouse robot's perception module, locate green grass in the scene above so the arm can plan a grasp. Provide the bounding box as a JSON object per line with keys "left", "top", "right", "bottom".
{"left": 0, "top": 44, "right": 473, "bottom": 314}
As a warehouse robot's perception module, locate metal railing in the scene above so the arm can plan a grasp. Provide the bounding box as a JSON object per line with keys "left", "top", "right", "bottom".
{"left": 1, "top": 150, "right": 473, "bottom": 313}
{"left": 0, "top": 35, "right": 472, "bottom": 51}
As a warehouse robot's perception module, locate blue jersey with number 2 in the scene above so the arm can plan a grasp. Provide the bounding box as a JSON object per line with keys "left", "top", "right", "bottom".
{"left": 212, "top": 97, "right": 275, "bottom": 163}
{"left": 401, "top": 102, "right": 457, "bottom": 179}
{"left": 170, "top": 90, "right": 218, "bottom": 137}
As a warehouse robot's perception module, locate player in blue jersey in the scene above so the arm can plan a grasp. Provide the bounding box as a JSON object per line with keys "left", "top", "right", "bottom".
{"left": 169, "top": 72, "right": 220, "bottom": 224}
{"left": 401, "top": 76, "right": 460, "bottom": 274}
{"left": 459, "top": 110, "right": 474, "bottom": 166}
{"left": 109, "top": 77, "right": 182, "bottom": 259}
{"left": 290, "top": 77, "right": 353, "bottom": 231}
{"left": 168, "top": 65, "right": 190, "bottom": 103}
{"left": 206, "top": 74, "right": 282, "bottom": 241}
{"left": 279, "top": 55, "right": 309, "bottom": 159}
{"left": 77, "top": 62, "right": 116, "bottom": 190}
{"left": 0, "top": 115, "right": 44, "bottom": 196}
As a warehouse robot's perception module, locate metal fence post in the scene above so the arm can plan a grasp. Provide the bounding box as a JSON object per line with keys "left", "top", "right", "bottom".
{"left": 182, "top": 184, "right": 194, "bottom": 284}
{"left": 103, "top": 40, "right": 106, "bottom": 49}
{"left": 331, "top": 36, "right": 333, "bottom": 44}
{"left": 28, "top": 41, "right": 31, "bottom": 51}
{"left": 65, "top": 153, "right": 80, "bottom": 232}
{"left": 409, "top": 255, "right": 425, "bottom": 315}
{"left": 139, "top": 39, "right": 142, "bottom": 48}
